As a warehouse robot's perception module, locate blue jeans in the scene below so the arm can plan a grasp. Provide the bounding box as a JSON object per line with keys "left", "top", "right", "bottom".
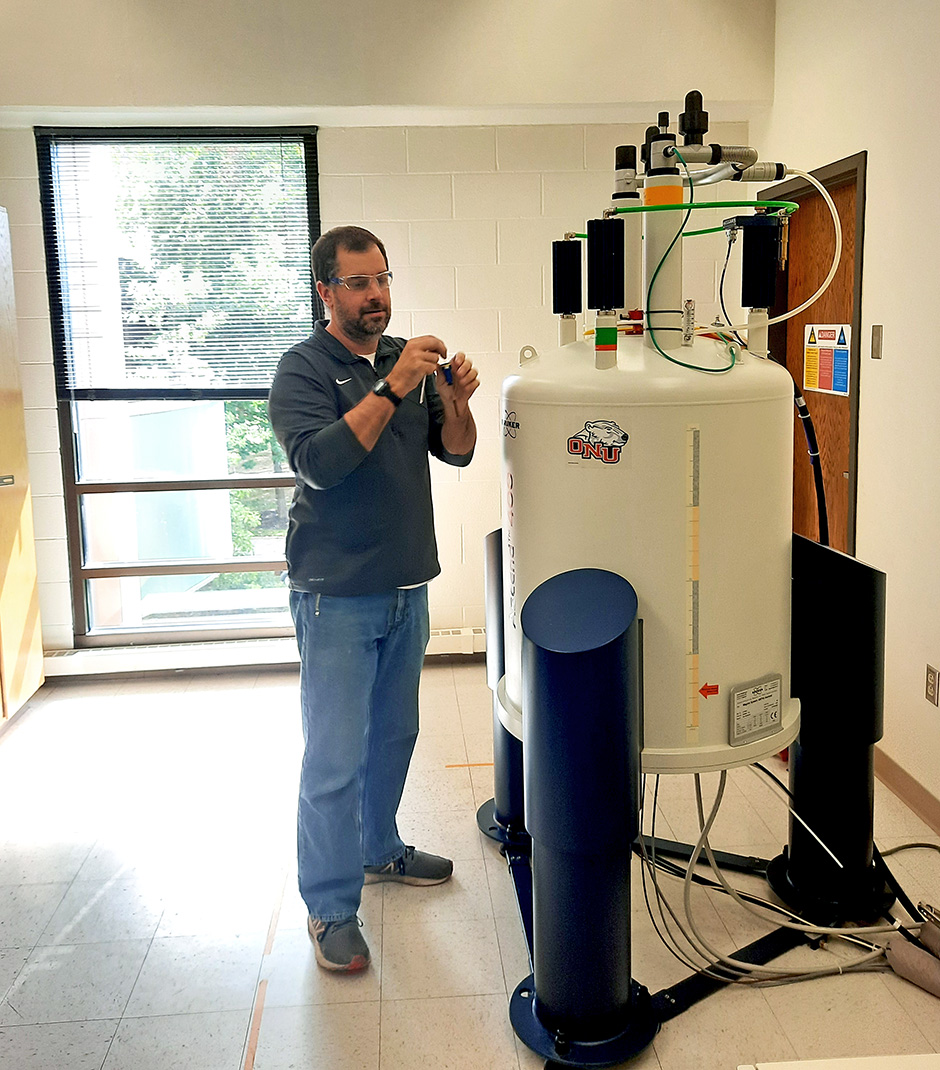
{"left": 289, "top": 586, "right": 430, "bottom": 922}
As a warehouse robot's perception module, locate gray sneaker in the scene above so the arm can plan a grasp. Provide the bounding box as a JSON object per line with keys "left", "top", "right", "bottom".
{"left": 308, "top": 915, "right": 370, "bottom": 972}
{"left": 363, "top": 846, "right": 453, "bottom": 886}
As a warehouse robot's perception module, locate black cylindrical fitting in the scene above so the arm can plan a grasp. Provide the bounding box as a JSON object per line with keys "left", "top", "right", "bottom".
{"left": 679, "top": 90, "right": 709, "bottom": 145}
{"left": 616, "top": 144, "right": 637, "bottom": 171}
{"left": 521, "top": 568, "right": 641, "bottom": 1041}
{"left": 586, "top": 217, "right": 625, "bottom": 311}
{"left": 551, "top": 239, "right": 582, "bottom": 315}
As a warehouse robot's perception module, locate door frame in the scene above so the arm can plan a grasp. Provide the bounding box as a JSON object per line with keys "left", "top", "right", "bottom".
{"left": 763, "top": 150, "right": 867, "bottom": 554}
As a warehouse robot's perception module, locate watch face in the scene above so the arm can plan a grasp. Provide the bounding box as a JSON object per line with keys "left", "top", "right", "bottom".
{"left": 374, "top": 378, "right": 401, "bottom": 404}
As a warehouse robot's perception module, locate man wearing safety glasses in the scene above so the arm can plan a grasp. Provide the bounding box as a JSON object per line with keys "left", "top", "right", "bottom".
{"left": 268, "top": 226, "right": 478, "bottom": 972}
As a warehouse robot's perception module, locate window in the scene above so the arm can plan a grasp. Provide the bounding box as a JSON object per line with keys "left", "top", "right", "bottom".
{"left": 36, "top": 128, "right": 319, "bottom": 645}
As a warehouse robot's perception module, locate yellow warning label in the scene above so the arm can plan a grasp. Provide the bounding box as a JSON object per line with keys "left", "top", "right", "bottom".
{"left": 807, "top": 327, "right": 817, "bottom": 345}
{"left": 804, "top": 347, "right": 819, "bottom": 390}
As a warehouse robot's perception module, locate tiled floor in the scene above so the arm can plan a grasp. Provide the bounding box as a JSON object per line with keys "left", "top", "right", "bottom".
{"left": 0, "top": 659, "right": 938, "bottom": 1070}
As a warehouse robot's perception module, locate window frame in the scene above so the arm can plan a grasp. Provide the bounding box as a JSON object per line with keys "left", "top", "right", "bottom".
{"left": 36, "top": 126, "right": 320, "bottom": 646}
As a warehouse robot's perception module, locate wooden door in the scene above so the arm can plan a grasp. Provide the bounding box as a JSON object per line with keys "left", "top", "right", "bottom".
{"left": 0, "top": 207, "right": 44, "bottom": 720}
{"left": 765, "top": 154, "right": 866, "bottom": 554}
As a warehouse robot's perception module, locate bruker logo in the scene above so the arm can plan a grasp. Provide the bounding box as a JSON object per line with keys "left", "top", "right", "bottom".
{"left": 567, "top": 419, "right": 628, "bottom": 464}
{"left": 503, "top": 411, "right": 520, "bottom": 438}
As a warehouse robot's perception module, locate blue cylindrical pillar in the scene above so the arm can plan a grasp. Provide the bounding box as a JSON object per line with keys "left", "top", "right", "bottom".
{"left": 509, "top": 568, "right": 656, "bottom": 1064}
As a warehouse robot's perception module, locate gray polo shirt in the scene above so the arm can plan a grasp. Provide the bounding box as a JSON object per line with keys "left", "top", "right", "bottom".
{"left": 268, "top": 321, "right": 473, "bottom": 595}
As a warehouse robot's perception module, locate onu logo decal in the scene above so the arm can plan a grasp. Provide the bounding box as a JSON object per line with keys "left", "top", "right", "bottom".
{"left": 567, "top": 420, "right": 628, "bottom": 464}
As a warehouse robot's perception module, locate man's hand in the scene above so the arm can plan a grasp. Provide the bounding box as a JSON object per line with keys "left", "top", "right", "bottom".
{"left": 385, "top": 335, "right": 448, "bottom": 398}
{"left": 435, "top": 352, "right": 479, "bottom": 419}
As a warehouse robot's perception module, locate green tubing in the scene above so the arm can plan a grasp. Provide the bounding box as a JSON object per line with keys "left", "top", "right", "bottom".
{"left": 614, "top": 199, "right": 799, "bottom": 216}
{"left": 682, "top": 225, "right": 729, "bottom": 237}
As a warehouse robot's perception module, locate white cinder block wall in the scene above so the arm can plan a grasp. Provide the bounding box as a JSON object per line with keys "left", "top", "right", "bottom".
{"left": 1, "top": 119, "right": 748, "bottom": 648}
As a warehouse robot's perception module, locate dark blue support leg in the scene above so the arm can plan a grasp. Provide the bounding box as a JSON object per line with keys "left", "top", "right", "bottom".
{"left": 508, "top": 568, "right": 658, "bottom": 1067}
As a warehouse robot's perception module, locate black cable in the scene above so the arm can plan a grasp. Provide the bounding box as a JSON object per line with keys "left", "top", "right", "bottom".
{"left": 793, "top": 383, "right": 830, "bottom": 546}
{"left": 754, "top": 761, "right": 794, "bottom": 800}
{"left": 719, "top": 233, "right": 746, "bottom": 347}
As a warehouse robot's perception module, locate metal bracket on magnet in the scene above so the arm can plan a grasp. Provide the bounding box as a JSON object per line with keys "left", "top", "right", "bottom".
{"left": 519, "top": 345, "right": 538, "bottom": 365}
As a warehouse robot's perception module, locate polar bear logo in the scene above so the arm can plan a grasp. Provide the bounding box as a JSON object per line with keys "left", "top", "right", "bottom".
{"left": 567, "top": 420, "right": 628, "bottom": 463}
{"left": 571, "top": 420, "right": 629, "bottom": 447}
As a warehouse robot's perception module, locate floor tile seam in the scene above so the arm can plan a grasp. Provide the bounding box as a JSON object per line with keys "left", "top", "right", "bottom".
{"left": 753, "top": 978, "right": 812, "bottom": 1062}
{"left": 105, "top": 902, "right": 167, "bottom": 1063}
{"left": 0, "top": 864, "right": 85, "bottom": 1018}
{"left": 872, "top": 967, "right": 940, "bottom": 1051}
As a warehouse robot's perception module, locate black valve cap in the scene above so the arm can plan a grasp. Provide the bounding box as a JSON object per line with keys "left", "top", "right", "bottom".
{"left": 680, "top": 90, "right": 709, "bottom": 145}
{"left": 616, "top": 144, "right": 637, "bottom": 171}
{"left": 658, "top": 111, "right": 670, "bottom": 131}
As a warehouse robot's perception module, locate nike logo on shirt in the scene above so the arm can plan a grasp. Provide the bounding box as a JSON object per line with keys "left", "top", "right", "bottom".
{"left": 336, "top": 378, "right": 352, "bottom": 385}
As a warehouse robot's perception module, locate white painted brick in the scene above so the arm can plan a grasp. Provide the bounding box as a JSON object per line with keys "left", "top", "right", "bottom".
{"left": 428, "top": 599, "right": 463, "bottom": 631}
{"left": 42, "top": 624, "right": 75, "bottom": 651}
{"left": 457, "top": 264, "right": 541, "bottom": 310}
{"left": 584, "top": 124, "right": 650, "bottom": 172}
{"left": 453, "top": 173, "right": 541, "bottom": 221}
{"left": 430, "top": 456, "right": 459, "bottom": 485}
{"left": 33, "top": 538, "right": 71, "bottom": 584}
{"left": 9, "top": 224, "right": 45, "bottom": 272}
{"left": 15, "top": 317, "right": 53, "bottom": 363}
{"left": 411, "top": 310, "right": 498, "bottom": 355}
{"left": 497, "top": 126, "right": 584, "bottom": 172}
{"left": 360, "top": 221, "right": 410, "bottom": 269}
{"left": 410, "top": 220, "right": 496, "bottom": 267}
{"left": 393, "top": 265, "right": 455, "bottom": 311}
{"left": 0, "top": 177, "right": 42, "bottom": 225}
{"left": 23, "top": 409, "right": 61, "bottom": 453}
{"left": 38, "top": 580, "right": 74, "bottom": 630}
{"left": 18, "top": 361, "right": 56, "bottom": 409}
{"left": 542, "top": 171, "right": 615, "bottom": 221}
{"left": 12, "top": 271, "right": 49, "bottom": 318}
{"left": 452, "top": 479, "right": 499, "bottom": 548}
{"left": 443, "top": 561, "right": 485, "bottom": 607}
{"left": 30, "top": 495, "right": 67, "bottom": 540}
{"left": 318, "top": 175, "right": 364, "bottom": 221}
{"left": 26, "top": 452, "right": 65, "bottom": 497}
{"left": 498, "top": 218, "right": 573, "bottom": 265}
{"left": 685, "top": 260, "right": 717, "bottom": 303}
{"left": 363, "top": 174, "right": 452, "bottom": 221}
{"left": 466, "top": 352, "right": 518, "bottom": 401}
{"left": 460, "top": 394, "right": 500, "bottom": 477}
{"left": 0, "top": 130, "right": 40, "bottom": 178}
{"left": 498, "top": 307, "right": 561, "bottom": 357}
{"left": 683, "top": 227, "right": 729, "bottom": 263}
{"left": 407, "top": 127, "right": 496, "bottom": 174}
{"left": 385, "top": 309, "right": 413, "bottom": 340}
{"left": 318, "top": 128, "right": 408, "bottom": 175}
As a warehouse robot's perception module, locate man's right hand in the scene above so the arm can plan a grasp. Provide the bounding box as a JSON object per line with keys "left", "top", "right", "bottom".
{"left": 385, "top": 335, "right": 448, "bottom": 397}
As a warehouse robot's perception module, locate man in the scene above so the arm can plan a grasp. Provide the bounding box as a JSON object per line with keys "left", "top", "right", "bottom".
{"left": 268, "top": 226, "right": 478, "bottom": 972}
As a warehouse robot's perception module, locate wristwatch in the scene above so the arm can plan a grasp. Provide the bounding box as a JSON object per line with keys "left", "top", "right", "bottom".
{"left": 372, "top": 378, "right": 403, "bottom": 406}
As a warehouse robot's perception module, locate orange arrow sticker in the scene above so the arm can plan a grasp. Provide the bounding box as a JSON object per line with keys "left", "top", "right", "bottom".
{"left": 699, "top": 683, "right": 719, "bottom": 699}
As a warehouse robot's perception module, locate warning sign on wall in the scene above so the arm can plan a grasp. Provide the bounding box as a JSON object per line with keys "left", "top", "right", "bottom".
{"left": 804, "top": 324, "right": 851, "bottom": 396}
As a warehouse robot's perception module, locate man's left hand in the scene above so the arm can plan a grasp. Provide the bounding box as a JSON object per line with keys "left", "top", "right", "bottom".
{"left": 436, "top": 352, "right": 479, "bottom": 418}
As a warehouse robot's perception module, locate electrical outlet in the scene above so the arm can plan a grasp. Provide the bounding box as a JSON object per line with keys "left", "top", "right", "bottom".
{"left": 927, "top": 664, "right": 939, "bottom": 706}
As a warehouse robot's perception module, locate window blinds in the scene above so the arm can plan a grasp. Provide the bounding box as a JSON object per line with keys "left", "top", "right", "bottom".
{"left": 36, "top": 129, "right": 319, "bottom": 398}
